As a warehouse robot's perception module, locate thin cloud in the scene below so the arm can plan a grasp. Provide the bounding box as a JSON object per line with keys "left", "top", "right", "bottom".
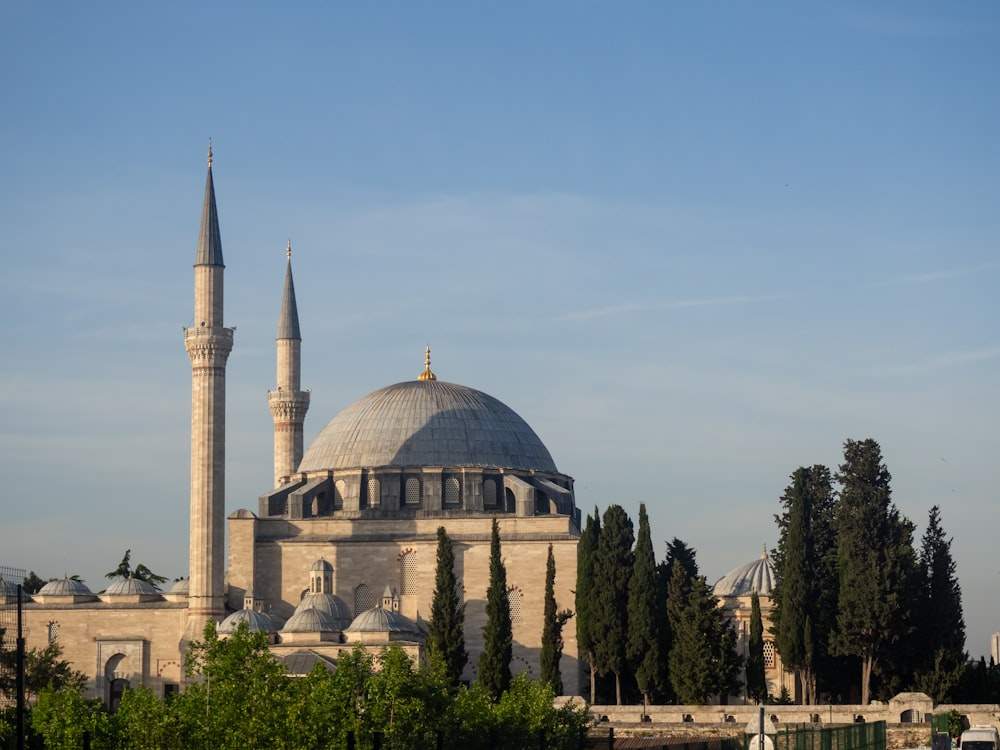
{"left": 556, "top": 293, "right": 793, "bottom": 323}
{"left": 877, "top": 261, "right": 1000, "bottom": 288}
{"left": 867, "top": 346, "right": 1000, "bottom": 377}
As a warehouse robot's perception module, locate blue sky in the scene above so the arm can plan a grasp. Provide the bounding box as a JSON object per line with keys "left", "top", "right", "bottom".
{"left": 2, "top": 3, "right": 998, "bottom": 657}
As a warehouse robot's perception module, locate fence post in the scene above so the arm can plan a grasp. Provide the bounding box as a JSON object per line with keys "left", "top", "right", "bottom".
{"left": 437, "top": 729, "right": 445, "bottom": 750}
{"left": 373, "top": 731, "right": 383, "bottom": 750}
{"left": 609, "top": 726, "right": 615, "bottom": 750}
{"left": 82, "top": 730, "right": 91, "bottom": 750}
{"left": 346, "top": 730, "right": 355, "bottom": 750}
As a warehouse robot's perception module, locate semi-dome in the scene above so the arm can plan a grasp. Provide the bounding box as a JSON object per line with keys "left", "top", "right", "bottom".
{"left": 713, "top": 549, "right": 777, "bottom": 598}
{"left": 219, "top": 608, "right": 278, "bottom": 634}
{"left": 295, "top": 592, "right": 353, "bottom": 630}
{"left": 298, "top": 379, "right": 557, "bottom": 473}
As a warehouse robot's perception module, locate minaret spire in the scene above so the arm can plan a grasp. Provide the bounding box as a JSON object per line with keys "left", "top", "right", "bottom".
{"left": 269, "top": 241, "right": 310, "bottom": 485}
{"left": 184, "top": 144, "right": 234, "bottom": 634}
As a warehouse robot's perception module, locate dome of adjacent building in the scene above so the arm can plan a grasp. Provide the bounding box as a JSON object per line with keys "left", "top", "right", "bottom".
{"left": 0, "top": 578, "right": 17, "bottom": 597}
{"left": 282, "top": 606, "right": 339, "bottom": 634}
{"left": 298, "top": 380, "right": 557, "bottom": 473}
{"left": 38, "top": 577, "right": 94, "bottom": 597}
{"left": 105, "top": 576, "right": 159, "bottom": 596}
{"left": 345, "top": 606, "right": 421, "bottom": 635}
{"left": 713, "top": 549, "right": 777, "bottom": 598}
{"left": 295, "top": 592, "right": 353, "bottom": 630}
{"left": 166, "top": 578, "right": 190, "bottom": 595}
{"left": 219, "top": 608, "right": 278, "bottom": 634}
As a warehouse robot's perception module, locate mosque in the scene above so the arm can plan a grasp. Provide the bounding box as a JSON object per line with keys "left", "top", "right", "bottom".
{"left": 10, "top": 149, "right": 583, "bottom": 705}
{"left": 6, "top": 149, "right": 788, "bottom": 708}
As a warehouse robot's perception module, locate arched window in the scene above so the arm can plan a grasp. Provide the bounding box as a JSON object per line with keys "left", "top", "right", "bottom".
{"left": 354, "top": 584, "right": 375, "bottom": 615}
{"left": 367, "top": 478, "right": 381, "bottom": 507}
{"left": 404, "top": 477, "right": 421, "bottom": 506}
{"left": 444, "top": 476, "right": 461, "bottom": 506}
{"left": 399, "top": 551, "right": 418, "bottom": 595}
{"left": 483, "top": 479, "right": 497, "bottom": 507}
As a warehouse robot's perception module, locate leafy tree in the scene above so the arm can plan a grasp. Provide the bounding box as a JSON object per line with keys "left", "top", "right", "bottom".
{"left": 913, "top": 505, "right": 966, "bottom": 702}
{"left": 575, "top": 507, "right": 600, "bottom": 703}
{"left": 590, "top": 504, "right": 634, "bottom": 704}
{"left": 427, "top": 526, "right": 468, "bottom": 687}
{"left": 746, "top": 590, "right": 767, "bottom": 703}
{"left": 771, "top": 464, "right": 837, "bottom": 704}
{"left": 22, "top": 571, "right": 45, "bottom": 595}
{"left": 668, "top": 573, "right": 742, "bottom": 704}
{"left": 31, "top": 686, "right": 114, "bottom": 750}
{"left": 0, "top": 634, "right": 85, "bottom": 705}
{"left": 626, "top": 503, "right": 662, "bottom": 706}
{"left": 830, "top": 438, "right": 918, "bottom": 704}
{"left": 540, "top": 544, "right": 573, "bottom": 695}
{"left": 478, "top": 518, "right": 512, "bottom": 700}
{"left": 105, "top": 549, "right": 169, "bottom": 590}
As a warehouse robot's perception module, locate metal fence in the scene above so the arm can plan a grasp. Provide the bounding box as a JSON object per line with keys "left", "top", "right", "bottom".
{"left": 771, "top": 722, "right": 887, "bottom": 750}
{"left": 0, "top": 565, "right": 26, "bottom": 709}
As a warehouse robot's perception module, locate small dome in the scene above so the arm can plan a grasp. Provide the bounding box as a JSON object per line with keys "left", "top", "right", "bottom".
{"left": 311, "top": 558, "right": 334, "bottom": 573}
{"left": 282, "top": 607, "right": 339, "bottom": 634}
{"left": 105, "top": 576, "right": 158, "bottom": 596}
{"left": 713, "top": 549, "right": 777, "bottom": 598}
{"left": 345, "top": 606, "right": 421, "bottom": 635}
{"left": 167, "top": 578, "right": 190, "bottom": 595}
{"left": 38, "top": 577, "right": 94, "bottom": 597}
{"left": 0, "top": 578, "right": 18, "bottom": 596}
{"left": 219, "top": 608, "right": 278, "bottom": 634}
{"left": 295, "top": 592, "right": 353, "bottom": 630}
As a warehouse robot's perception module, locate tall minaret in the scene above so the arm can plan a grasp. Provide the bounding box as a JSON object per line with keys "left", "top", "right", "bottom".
{"left": 268, "top": 241, "right": 309, "bottom": 486}
{"left": 183, "top": 143, "right": 234, "bottom": 632}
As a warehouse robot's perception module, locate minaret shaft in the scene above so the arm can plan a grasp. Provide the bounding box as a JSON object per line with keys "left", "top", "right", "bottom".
{"left": 269, "top": 251, "right": 309, "bottom": 486}
{"left": 184, "top": 148, "right": 232, "bottom": 633}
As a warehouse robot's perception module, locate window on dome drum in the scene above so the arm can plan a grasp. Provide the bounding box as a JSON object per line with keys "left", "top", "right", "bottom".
{"left": 763, "top": 640, "right": 775, "bottom": 669}
{"left": 354, "top": 584, "right": 375, "bottom": 615}
{"left": 334, "top": 480, "right": 346, "bottom": 510}
{"left": 506, "top": 587, "right": 522, "bottom": 626}
{"left": 444, "top": 476, "right": 461, "bottom": 506}
{"left": 367, "top": 478, "right": 381, "bottom": 507}
{"left": 404, "top": 477, "right": 421, "bottom": 505}
{"left": 399, "top": 552, "right": 417, "bottom": 595}
{"left": 483, "top": 479, "right": 497, "bottom": 507}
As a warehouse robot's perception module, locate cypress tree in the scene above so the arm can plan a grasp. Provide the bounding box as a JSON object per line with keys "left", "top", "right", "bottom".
{"left": 627, "top": 503, "right": 661, "bottom": 706}
{"left": 668, "top": 573, "right": 742, "bottom": 704}
{"left": 575, "top": 508, "right": 601, "bottom": 703}
{"left": 591, "top": 504, "right": 634, "bottom": 705}
{"left": 478, "top": 518, "right": 512, "bottom": 699}
{"left": 540, "top": 543, "right": 572, "bottom": 694}
{"left": 913, "top": 505, "right": 966, "bottom": 702}
{"left": 831, "top": 438, "right": 918, "bottom": 704}
{"left": 426, "top": 526, "right": 467, "bottom": 686}
{"left": 746, "top": 590, "right": 767, "bottom": 704}
{"left": 659, "top": 537, "right": 698, "bottom": 701}
{"left": 772, "top": 464, "right": 836, "bottom": 704}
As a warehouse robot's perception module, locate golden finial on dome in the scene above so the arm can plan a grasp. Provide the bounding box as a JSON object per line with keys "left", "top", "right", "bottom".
{"left": 417, "top": 345, "right": 437, "bottom": 381}
{"left": 207, "top": 138, "right": 213, "bottom": 167}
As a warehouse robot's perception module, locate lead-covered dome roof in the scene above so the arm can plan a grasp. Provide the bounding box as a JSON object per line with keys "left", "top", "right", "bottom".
{"left": 713, "top": 549, "right": 777, "bottom": 598}
{"left": 298, "top": 380, "right": 557, "bottom": 473}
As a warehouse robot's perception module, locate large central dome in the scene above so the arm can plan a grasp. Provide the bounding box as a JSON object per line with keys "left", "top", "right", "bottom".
{"left": 297, "top": 380, "right": 558, "bottom": 473}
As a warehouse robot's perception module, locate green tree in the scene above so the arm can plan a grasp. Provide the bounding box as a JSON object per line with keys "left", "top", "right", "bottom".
{"left": 659, "top": 537, "right": 698, "bottom": 701}
{"left": 575, "top": 508, "right": 600, "bottom": 703}
{"left": 478, "top": 518, "right": 512, "bottom": 700}
{"left": 22, "top": 571, "right": 45, "bottom": 594}
{"left": 105, "top": 549, "right": 169, "bottom": 591}
{"left": 590, "top": 504, "right": 634, "bottom": 704}
{"left": 626, "top": 503, "right": 661, "bottom": 706}
{"left": 668, "top": 573, "right": 743, "bottom": 704}
{"left": 540, "top": 544, "right": 573, "bottom": 695}
{"left": 746, "top": 590, "right": 767, "bottom": 703}
{"left": 31, "top": 686, "right": 114, "bottom": 750}
{"left": 913, "top": 505, "right": 966, "bottom": 702}
{"left": 427, "top": 526, "right": 468, "bottom": 686}
{"left": 830, "top": 438, "right": 918, "bottom": 704}
{"left": 771, "top": 464, "right": 837, "bottom": 704}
